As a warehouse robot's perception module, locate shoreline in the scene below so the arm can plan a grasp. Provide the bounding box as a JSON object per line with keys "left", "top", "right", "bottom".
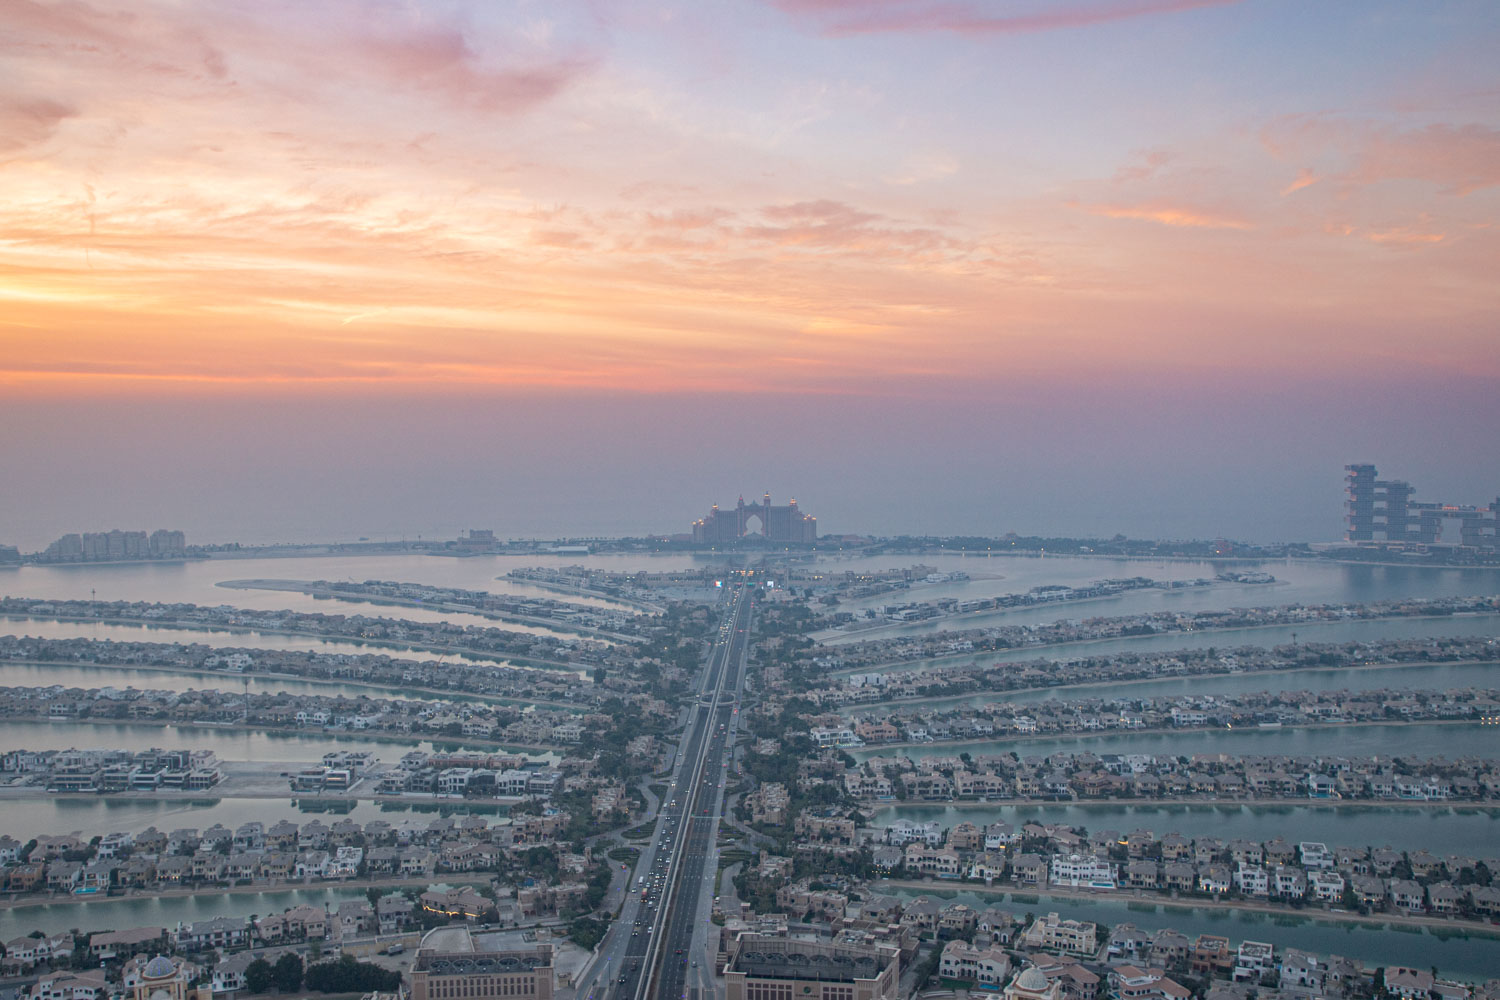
{"left": 864, "top": 794, "right": 1500, "bottom": 813}
{"left": 0, "top": 715, "right": 564, "bottom": 757}
{"left": 12, "top": 548, "right": 1499, "bottom": 573}
{"left": 0, "top": 874, "right": 432, "bottom": 912}
{"left": 217, "top": 579, "right": 641, "bottom": 644}
{"left": 850, "top": 716, "right": 1490, "bottom": 755}
{"left": 493, "top": 576, "right": 665, "bottom": 613}
{"left": 872, "top": 877, "right": 1500, "bottom": 936}
{"left": 0, "top": 658, "right": 587, "bottom": 711}
{"left": 0, "top": 613, "right": 586, "bottom": 676}
{"left": 831, "top": 610, "right": 1500, "bottom": 676}
{"left": 836, "top": 657, "right": 1500, "bottom": 714}
{"left": 813, "top": 580, "right": 1281, "bottom": 644}
{"left": 853, "top": 550, "right": 1500, "bottom": 571}
{"left": 0, "top": 768, "right": 537, "bottom": 802}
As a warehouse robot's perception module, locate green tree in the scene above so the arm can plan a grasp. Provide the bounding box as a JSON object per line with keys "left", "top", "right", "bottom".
{"left": 244, "top": 958, "right": 273, "bottom": 994}
{"left": 304, "top": 955, "right": 400, "bottom": 993}
{"left": 271, "top": 952, "right": 304, "bottom": 992}
{"left": 568, "top": 916, "right": 607, "bottom": 949}
{"left": 583, "top": 860, "right": 614, "bottom": 911}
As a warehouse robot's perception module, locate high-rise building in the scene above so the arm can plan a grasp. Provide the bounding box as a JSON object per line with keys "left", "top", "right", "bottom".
{"left": 37, "top": 528, "right": 187, "bottom": 562}
{"left": 1345, "top": 464, "right": 1498, "bottom": 549}
{"left": 43, "top": 533, "right": 84, "bottom": 561}
{"left": 149, "top": 530, "right": 187, "bottom": 557}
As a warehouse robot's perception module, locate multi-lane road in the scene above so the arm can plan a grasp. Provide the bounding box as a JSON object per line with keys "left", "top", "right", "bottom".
{"left": 580, "top": 584, "right": 751, "bottom": 1000}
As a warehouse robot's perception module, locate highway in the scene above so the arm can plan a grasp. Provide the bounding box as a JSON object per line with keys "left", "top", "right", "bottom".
{"left": 584, "top": 584, "right": 751, "bottom": 1000}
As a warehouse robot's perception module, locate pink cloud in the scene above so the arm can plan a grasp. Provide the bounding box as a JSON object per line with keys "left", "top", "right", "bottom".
{"left": 0, "top": 96, "right": 75, "bottom": 152}
{"left": 349, "top": 21, "right": 592, "bottom": 113}
{"left": 743, "top": 199, "right": 952, "bottom": 254}
{"left": 1264, "top": 116, "right": 1500, "bottom": 196}
{"left": 0, "top": 1, "right": 591, "bottom": 117}
{"left": 1350, "top": 123, "right": 1500, "bottom": 196}
{"left": 1112, "top": 149, "right": 1174, "bottom": 184}
{"left": 769, "top": 0, "right": 1240, "bottom": 37}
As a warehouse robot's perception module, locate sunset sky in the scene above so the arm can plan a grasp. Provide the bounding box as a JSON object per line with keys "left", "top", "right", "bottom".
{"left": 2, "top": 1, "right": 1498, "bottom": 546}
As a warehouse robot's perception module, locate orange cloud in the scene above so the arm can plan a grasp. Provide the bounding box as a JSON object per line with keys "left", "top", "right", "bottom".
{"left": 1364, "top": 228, "right": 1446, "bottom": 248}
{"left": 1079, "top": 202, "right": 1254, "bottom": 230}
{"left": 1280, "top": 168, "right": 1319, "bottom": 196}
{"left": 1, "top": 0, "right": 1495, "bottom": 398}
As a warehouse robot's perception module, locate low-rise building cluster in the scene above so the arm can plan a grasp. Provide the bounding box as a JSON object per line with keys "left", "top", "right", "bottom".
{"left": 869, "top": 817, "right": 1500, "bottom": 919}
{"left": 837, "top": 746, "right": 1500, "bottom": 803}
{"left": 0, "top": 634, "right": 598, "bottom": 702}
{"left": 288, "top": 578, "right": 647, "bottom": 636}
{"left": 372, "top": 749, "right": 562, "bottom": 799}
{"left": 1, "top": 747, "right": 225, "bottom": 792}
{"left": 0, "top": 810, "right": 597, "bottom": 903}
{"left": 801, "top": 594, "right": 1500, "bottom": 673}
{"left": 799, "top": 635, "right": 1500, "bottom": 709}
{"left": 719, "top": 867, "right": 1500, "bottom": 1000}
{"left": 0, "top": 684, "right": 599, "bottom": 751}
{"left": 0, "top": 596, "right": 617, "bottom": 667}
{"left": 818, "top": 684, "right": 1500, "bottom": 751}
{"left": 816, "top": 574, "right": 1272, "bottom": 634}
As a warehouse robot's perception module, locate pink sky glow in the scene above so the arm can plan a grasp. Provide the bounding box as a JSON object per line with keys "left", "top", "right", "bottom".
{"left": 1, "top": 1, "right": 1497, "bottom": 542}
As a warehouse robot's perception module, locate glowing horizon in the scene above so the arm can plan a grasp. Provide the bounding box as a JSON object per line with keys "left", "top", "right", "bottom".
{"left": 2, "top": 0, "right": 1497, "bottom": 395}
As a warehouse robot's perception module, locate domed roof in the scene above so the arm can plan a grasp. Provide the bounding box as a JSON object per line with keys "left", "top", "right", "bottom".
{"left": 1016, "top": 967, "right": 1049, "bottom": 992}
{"left": 143, "top": 956, "right": 177, "bottom": 979}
